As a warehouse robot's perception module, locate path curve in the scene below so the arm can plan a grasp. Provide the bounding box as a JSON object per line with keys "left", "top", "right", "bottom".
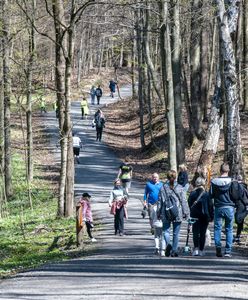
{"left": 0, "top": 88, "right": 247, "bottom": 300}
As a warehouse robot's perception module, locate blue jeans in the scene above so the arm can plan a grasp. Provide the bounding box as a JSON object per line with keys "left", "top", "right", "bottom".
{"left": 214, "top": 206, "right": 234, "bottom": 254}
{"left": 163, "top": 221, "right": 181, "bottom": 253}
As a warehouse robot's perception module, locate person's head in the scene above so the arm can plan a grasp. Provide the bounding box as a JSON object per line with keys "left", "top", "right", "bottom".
{"left": 220, "top": 163, "right": 230, "bottom": 175}
{"left": 151, "top": 173, "right": 159, "bottom": 183}
{"left": 98, "top": 85, "right": 101, "bottom": 88}
{"left": 195, "top": 177, "right": 206, "bottom": 188}
{"left": 236, "top": 174, "right": 243, "bottom": 182}
{"left": 91, "top": 85, "right": 95, "bottom": 88}
{"left": 114, "top": 178, "right": 121, "bottom": 187}
{"left": 167, "top": 170, "right": 177, "bottom": 184}
{"left": 82, "top": 192, "right": 91, "bottom": 200}
{"left": 179, "top": 164, "right": 187, "bottom": 172}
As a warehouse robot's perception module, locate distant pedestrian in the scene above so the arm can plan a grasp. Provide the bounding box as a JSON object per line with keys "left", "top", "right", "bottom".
{"left": 72, "top": 133, "right": 82, "bottom": 164}
{"left": 188, "top": 177, "right": 214, "bottom": 256}
{"left": 109, "top": 79, "right": 117, "bottom": 98}
{"left": 90, "top": 85, "right": 96, "bottom": 105}
{"left": 157, "top": 170, "right": 190, "bottom": 257}
{"left": 177, "top": 164, "right": 189, "bottom": 195}
{"left": 94, "top": 109, "right": 105, "bottom": 141}
{"left": 143, "top": 173, "right": 163, "bottom": 232}
{"left": 40, "top": 99, "right": 47, "bottom": 113}
{"left": 109, "top": 179, "right": 128, "bottom": 236}
{"left": 78, "top": 192, "right": 97, "bottom": 242}
{"left": 117, "top": 162, "right": 133, "bottom": 195}
{"left": 80, "top": 97, "right": 89, "bottom": 119}
{"left": 95, "top": 85, "right": 103, "bottom": 105}
{"left": 53, "top": 101, "right": 59, "bottom": 118}
{"left": 210, "top": 163, "right": 235, "bottom": 257}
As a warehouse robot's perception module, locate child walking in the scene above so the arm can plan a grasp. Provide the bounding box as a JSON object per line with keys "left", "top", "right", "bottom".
{"left": 150, "top": 202, "right": 166, "bottom": 256}
{"left": 79, "top": 192, "right": 97, "bottom": 242}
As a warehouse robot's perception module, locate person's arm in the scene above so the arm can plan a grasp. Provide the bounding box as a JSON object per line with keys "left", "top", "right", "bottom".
{"left": 157, "top": 188, "right": 163, "bottom": 219}
{"left": 109, "top": 191, "right": 114, "bottom": 207}
{"left": 117, "top": 168, "right": 122, "bottom": 179}
{"left": 180, "top": 188, "right": 190, "bottom": 218}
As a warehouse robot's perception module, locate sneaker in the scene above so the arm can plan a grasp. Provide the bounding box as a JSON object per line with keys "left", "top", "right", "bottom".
{"left": 199, "top": 250, "right": 205, "bottom": 256}
{"left": 119, "top": 232, "right": 123, "bottom": 236}
{"left": 216, "top": 247, "right": 223, "bottom": 257}
{"left": 154, "top": 248, "right": 159, "bottom": 255}
{"left": 224, "top": 253, "right": 232, "bottom": 257}
{"left": 161, "top": 250, "right": 165, "bottom": 257}
{"left": 192, "top": 249, "right": 199, "bottom": 256}
{"left": 171, "top": 252, "right": 179, "bottom": 257}
{"left": 165, "top": 244, "right": 172, "bottom": 257}
{"left": 91, "top": 238, "right": 97, "bottom": 242}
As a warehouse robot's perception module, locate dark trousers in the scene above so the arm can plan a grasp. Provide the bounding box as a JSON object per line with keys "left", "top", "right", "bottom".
{"left": 192, "top": 219, "right": 209, "bottom": 251}
{"left": 96, "top": 127, "right": 103, "bottom": 141}
{"left": 236, "top": 220, "right": 244, "bottom": 237}
{"left": 114, "top": 206, "right": 124, "bottom": 234}
{"left": 81, "top": 107, "right": 84, "bottom": 118}
{"left": 85, "top": 221, "right": 93, "bottom": 239}
{"left": 97, "top": 96, "right": 101, "bottom": 105}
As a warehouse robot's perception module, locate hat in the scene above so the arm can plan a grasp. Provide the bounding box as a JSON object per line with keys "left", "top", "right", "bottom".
{"left": 82, "top": 192, "right": 91, "bottom": 198}
{"left": 195, "top": 177, "right": 206, "bottom": 187}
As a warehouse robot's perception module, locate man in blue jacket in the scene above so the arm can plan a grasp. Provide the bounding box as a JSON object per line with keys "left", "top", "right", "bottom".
{"left": 143, "top": 173, "right": 163, "bottom": 231}
{"left": 210, "top": 163, "right": 235, "bottom": 257}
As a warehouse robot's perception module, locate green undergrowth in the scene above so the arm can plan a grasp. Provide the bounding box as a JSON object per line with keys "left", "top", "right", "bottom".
{"left": 0, "top": 154, "right": 93, "bottom": 279}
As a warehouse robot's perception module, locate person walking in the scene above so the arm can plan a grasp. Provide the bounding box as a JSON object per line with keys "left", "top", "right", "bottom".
{"left": 90, "top": 85, "right": 96, "bottom": 105}
{"left": 95, "top": 85, "right": 103, "bottom": 105}
{"left": 210, "top": 163, "right": 235, "bottom": 257}
{"left": 109, "top": 179, "right": 128, "bottom": 236}
{"left": 143, "top": 173, "right": 163, "bottom": 231}
{"left": 78, "top": 192, "right": 97, "bottom": 242}
{"left": 177, "top": 164, "right": 189, "bottom": 195}
{"left": 117, "top": 162, "right": 133, "bottom": 195}
{"left": 109, "top": 79, "right": 116, "bottom": 98}
{"left": 72, "top": 133, "right": 82, "bottom": 164}
{"left": 230, "top": 175, "right": 248, "bottom": 244}
{"left": 150, "top": 201, "right": 165, "bottom": 256}
{"left": 94, "top": 109, "right": 105, "bottom": 141}
{"left": 157, "top": 170, "right": 190, "bottom": 257}
{"left": 188, "top": 177, "right": 214, "bottom": 256}
{"left": 40, "top": 99, "right": 47, "bottom": 113}
{"left": 80, "top": 97, "right": 89, "bottom": 119}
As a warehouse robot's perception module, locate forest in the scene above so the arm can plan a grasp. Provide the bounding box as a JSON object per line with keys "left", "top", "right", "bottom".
{"left": 0, "top": 0, "right": 247, "bottom": 276}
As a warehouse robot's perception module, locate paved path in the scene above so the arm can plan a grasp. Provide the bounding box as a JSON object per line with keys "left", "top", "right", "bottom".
{"left": 0, "top": 88, "right": 247, "bottom": 300}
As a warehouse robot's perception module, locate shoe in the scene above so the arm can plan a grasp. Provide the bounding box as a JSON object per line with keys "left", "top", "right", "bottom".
{"left": 199, "top": 250, "right": 205, "bottom": 256}
{"left": 119, "top": 232, "right": 123, "bottom": 236}
{"left": 171, "top": 252, "right": 178, "bottom": 257}
{"left": 91, "top": 238, "right": 97, "bottom": 242}
{"left": 224, "top": 253, "right": 232, "bottom": 257}
{"left": 192, "top": 249, "right": 199, "bottom": 256}
{"left": 216, "top": 247, "right": 223, "bottom": 257}
{"left": 161, "top": 250, "right": 165, "bottom": 257}
{"left": 165, "top": 244, "right": 172, "bottom": 257}
{"left": 154, "top": 248, "right": 159, "bottom": 255}
{"left": 150, "top": 228, "right": 154, "bottom": 235}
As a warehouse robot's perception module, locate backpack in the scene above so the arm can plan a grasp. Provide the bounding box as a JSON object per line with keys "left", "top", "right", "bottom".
{"left": 95, "top": 88, "right": 101, "bottom": 96}
{"left": 163, "top": 186, "right": 179, "bottom": 222}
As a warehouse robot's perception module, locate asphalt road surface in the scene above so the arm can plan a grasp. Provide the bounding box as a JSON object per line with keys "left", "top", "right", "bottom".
{"left": 0, "top": 87, "right": 247, "bottom": 300}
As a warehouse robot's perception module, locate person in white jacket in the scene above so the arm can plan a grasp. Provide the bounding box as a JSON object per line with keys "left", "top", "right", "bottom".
{"left": 150, "top": 202, "right": 165, "bottom": 256}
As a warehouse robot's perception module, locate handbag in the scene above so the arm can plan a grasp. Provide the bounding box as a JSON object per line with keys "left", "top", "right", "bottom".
{"left": 153, "top": 219, "right": 163, "bottom": 228}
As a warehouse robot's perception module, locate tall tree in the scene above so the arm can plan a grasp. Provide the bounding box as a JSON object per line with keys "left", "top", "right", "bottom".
{"left": 216, "top": 0, "right": 243, "bottom": 175}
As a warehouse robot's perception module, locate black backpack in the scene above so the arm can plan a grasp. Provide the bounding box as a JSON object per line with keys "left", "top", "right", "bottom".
{"left": 163, "top": 186, "right": 179, "bottom": 222}
{"left": 230, "top": 181, "right": 248, "bottom": 205}
{"left": 95, "top": 88, "right": 101, "bottom": 96}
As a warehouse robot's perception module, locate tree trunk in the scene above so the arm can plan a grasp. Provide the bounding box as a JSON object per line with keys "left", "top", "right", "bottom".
{"left": 172, "top": 0, "right": 185, "bottom": 165}
{"left": 190, "top": 0, "right": 205, "bottom": 139}
{"left": 2, "top": 0, "right": 12, "bottom": 198}
{"left": 160, "top": 0, "right": 177, "bottom": 171}
{"left": 243, "top": 0, "right": 248, "bottom": 110}
{"left": 216, "top": 0, "right": 243, "bottom": 176}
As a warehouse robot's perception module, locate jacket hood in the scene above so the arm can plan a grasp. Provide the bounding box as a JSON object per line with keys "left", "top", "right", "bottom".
{"left": 211, "top": 177, "right": 231, "bottom": 192}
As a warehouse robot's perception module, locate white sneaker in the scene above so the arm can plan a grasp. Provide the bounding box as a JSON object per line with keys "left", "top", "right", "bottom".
{"left": 199, "top": 250, "right": 205, "bottom": 256}
{"left": 192, "top": 249, "right": 199, "bottom": 256}
{"left": 161, "top": 250, "right": 165, "bottom": 257}
{"left": 91, "top": 238, "right": 97, "bottom": 242}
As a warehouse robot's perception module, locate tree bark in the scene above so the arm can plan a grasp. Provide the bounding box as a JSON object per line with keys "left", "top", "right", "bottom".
{"left": 243, "top": 0, "right": 248, "bottom": 110}
{"left": 216, "top": 0, "right": 243, "bottom": 176}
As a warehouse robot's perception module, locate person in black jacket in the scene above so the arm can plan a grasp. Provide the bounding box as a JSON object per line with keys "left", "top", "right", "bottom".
{"left": 210, "top": 163, "right": 235, "bottom": 257}
{"left": 177, "top": 164, "right": 189, "bottom": 194}
{"left": 188, "top": 177, "right": 213, "bottom": 256}
{"left": 231, "top": 175, "right": 248, "bottom": 244}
